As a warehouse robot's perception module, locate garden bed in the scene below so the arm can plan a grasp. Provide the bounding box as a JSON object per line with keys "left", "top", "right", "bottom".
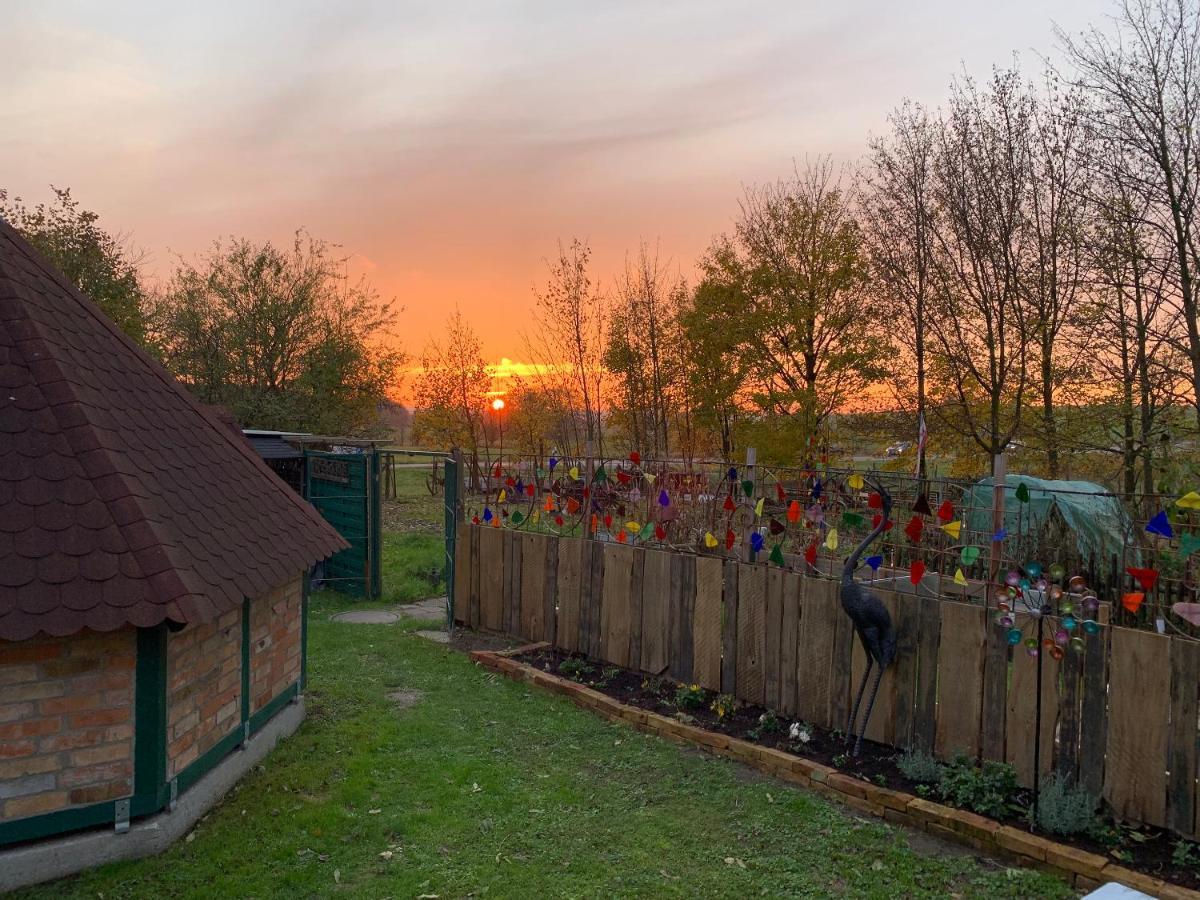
{"left": 482, "top": 644, "right": 1200, "bottom": 897}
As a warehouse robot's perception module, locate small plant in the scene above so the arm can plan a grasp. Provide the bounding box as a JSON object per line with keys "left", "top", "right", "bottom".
{"left": 936, "top": 754, "right": 1018, "bottom": 819}
{"left": 559, "top": 658, "right": 594, "bottom": 681}
{"left": 896, "top": 748, "right": 943, "bottom": 784}
{"left": 873, "top": 773, "right": 888, "bottom": 787}
{"left": 710, "top": 693, "right": 738, "bottom": 719}
{"left": 1172, "top": 839, "right": 1200, "bottom": 868}
{"left": 641, "top": 675, "right": 671, "bottom": 697}
{"left": 748, "top": 710, "right": 783, "bottom": 740}
{"left": 787, "top": 722, "right": 812, "bottom": 745}
{"left": 674, "top": 682, "right": 705, "bottom": 710}
{"left": 1035, "top": 774, "right": 1099, "bottom": 836}
{"left": 914, "top": 784, "right": 931, "bottom": 798}
{"left": 832, "top": 752, "right": 851, "bottom": 768}
{"left": 596, "top": 666, "right": 621, "bottom": 688}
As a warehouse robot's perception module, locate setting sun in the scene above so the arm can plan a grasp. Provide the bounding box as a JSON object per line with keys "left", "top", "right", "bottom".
{"left": 491, "top": 397, "right": 506, "bottom": 411}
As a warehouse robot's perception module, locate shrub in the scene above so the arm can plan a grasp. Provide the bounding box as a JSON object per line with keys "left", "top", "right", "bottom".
{"left": 749, "top": 710, "right": 782, "bottom": 740}
{"left": 897, "top": 749, "right": 944, "bottom": 784}
{"left": 596, "top": 666, "right": 621, "bottom": 688}
{"left": 674, "top": 683, "right": 705, "bottom": 710}
{"left": 1036, "top": 774, "right": 1099, "bottom": 836}
{"left": 936, "top": 754, "right": 1018, "bottom": 819}
{"left": 641, "top": 675, "right": 671, "bottom": 697}
{"left": 559, "top": 658, "right": 594, "bottom": 680}
{"left": 1173, "top": 839, "right": 1200, "bottom": 867}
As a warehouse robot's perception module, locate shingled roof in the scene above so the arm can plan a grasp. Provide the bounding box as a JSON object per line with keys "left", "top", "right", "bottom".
{"left": 0, "top": 218, "right": 347, "bottom": 641}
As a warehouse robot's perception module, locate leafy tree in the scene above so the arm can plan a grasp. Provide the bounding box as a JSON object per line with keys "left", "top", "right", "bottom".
{"left": 699, "top": 159, "right": 885, "bottom": 463}
{"left": 0, "top": 186, "right": 148, "bottom": 344}
{"left": 151, "top": 231, "right": 402, "bottom": 434}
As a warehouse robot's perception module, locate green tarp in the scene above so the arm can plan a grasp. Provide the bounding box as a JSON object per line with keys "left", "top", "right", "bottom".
{"left": 963, "top": 475, "right": 1133, "bottom": 562}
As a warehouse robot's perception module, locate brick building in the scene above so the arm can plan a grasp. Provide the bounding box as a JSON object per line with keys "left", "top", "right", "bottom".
{"left": 0, "top": 218, "right": 345, "bottom": 883}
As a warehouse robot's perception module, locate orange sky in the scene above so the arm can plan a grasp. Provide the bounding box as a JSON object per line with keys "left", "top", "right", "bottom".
{"left": 3, "top": 1, "right": 1108, "bottom": 391}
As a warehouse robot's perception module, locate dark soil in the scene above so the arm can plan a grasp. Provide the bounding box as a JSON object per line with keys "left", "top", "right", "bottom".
{"left": 517, "top": 646, "right": 1200, "bottom": 891}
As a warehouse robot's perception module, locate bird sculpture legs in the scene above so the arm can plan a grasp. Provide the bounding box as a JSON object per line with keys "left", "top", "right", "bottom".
{"left": 845, "top": 659, "right": 887, "bottom": 757}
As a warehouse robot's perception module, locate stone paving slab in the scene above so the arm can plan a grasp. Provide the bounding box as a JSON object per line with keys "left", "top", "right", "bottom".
{"left": 331, "top": 610, "right": 400, "bottom": 624}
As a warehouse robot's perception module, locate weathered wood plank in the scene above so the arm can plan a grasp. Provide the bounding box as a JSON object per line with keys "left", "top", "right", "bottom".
{"left": 735, "top": 563, "right": 766, "bottom": 706}
{"left": 980, "top": 616, "right": 1008, "bottom": 764}
{"left": 542, "top": 535, "right": 559, "bottom": 644}
{"left": 829, "top": 591, "right": 855, "bottom": 735}
{"left": 640, "top": 549, "right": 672, "bottom": 675}
{"left": 600, "top": 543, "right": 635, "bottom": 667}
{"left": 1005, "top": 616, "right": 1058, "bottom": 788}
{"left": 1056, "top": 631, "right": 1083, "bottom": 784}
{"left": 850, "top": 590, "right": 898, "bottom": 745}
{"left": 796, "top": 577, "right": 837, "bottom": 730}
{"left": 503, "top": 529, "right": 522, "bottom": 637}
{"left": 469, "top": 524, "right": 481, "bottom": 628}
{"left": 1105, "top": 626, "right": 1170, "bottom": 827}
{"left": 478, "top": 524, "right": 504, "bottom": 632}
{"left": 555, "top": 538, "right": 582, "bottom": 651}
{"left": 779, "top": 571, "right": 802, "bottom": 717}
{"left": 934, "top": 601, "right": 985, "bottom": 760}
{"left": 669, "top": 553, "right": 696, "bottom": 682}
{"left": 892, "top": 592, "right": 921, "bottom": 750}
{"left": 692, "top": 556, "right": 723, "bottom": 690}
{"left": 627, "top": 548, "right": 646, "bottom": 670}
{"left": 519, "top": 532, "right": 547, "bottom": 642}
{"left": 763, "top": 566, "right": 785, "bottom": 711}
{"left": 1078, "top": 621, "right": 1109, "bottom": 798}
{"left": 721, "top": 561, "right": 739, "bottom": 694}
{"left": 1169, "top": 637, "right": 1200, "bottom": 837}
{"left": 912, "top": 593, "right": 942, "bottom": 753}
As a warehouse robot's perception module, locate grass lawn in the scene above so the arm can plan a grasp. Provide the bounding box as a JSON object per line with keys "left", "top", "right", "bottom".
{"left": 16, "top": 599, "right": 1072, "bottom": 899}
{"left": 380, "top": 532, "right": 445, "bottom": 604}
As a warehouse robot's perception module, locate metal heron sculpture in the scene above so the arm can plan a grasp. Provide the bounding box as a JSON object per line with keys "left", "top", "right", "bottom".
{"left": 840, "top": 478, "right": 898, "bottom": 757}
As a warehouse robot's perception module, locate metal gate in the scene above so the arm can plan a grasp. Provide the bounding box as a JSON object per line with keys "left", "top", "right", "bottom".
{"left": 304, "top": 448, "right": 382, "bottom": 598}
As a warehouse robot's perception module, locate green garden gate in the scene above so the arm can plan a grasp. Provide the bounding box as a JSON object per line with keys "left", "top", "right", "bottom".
{"left": 304, "top": 448, "right": 382, "bottom": 598}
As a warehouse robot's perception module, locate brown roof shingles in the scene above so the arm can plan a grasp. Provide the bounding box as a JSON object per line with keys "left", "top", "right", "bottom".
{"left": 0, "top": 218, "right": 347, "bottom": 640}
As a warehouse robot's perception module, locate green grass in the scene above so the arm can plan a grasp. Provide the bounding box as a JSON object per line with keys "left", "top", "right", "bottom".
{"left": 17, "top": 613, "right": 1073, "bottom": 899}
{"left": 380, "top": 531, "right": 444, "bottom": 604}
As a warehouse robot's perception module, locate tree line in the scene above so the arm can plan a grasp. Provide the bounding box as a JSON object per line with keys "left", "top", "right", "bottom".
{"left": 414, "top": 0, "right": 1200, "bottom": 498}
{"left": 1, "top": 187, "right": 403, "bottom": 436}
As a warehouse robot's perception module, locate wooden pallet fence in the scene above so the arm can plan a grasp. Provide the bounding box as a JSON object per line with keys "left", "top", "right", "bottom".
{"left": 457, "top": 525, "right": 1200, "bottom": 841}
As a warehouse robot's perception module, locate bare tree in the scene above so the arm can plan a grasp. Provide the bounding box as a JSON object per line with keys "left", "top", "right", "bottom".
{"left": 525, "top": 239, "right": 607, "bottom": 455}
{"left": 862, "top": 101, "right": 939, "bottom": 478}
{"left": 1060, "top": 0, "right": 1200, "bottom": 428}
{"left": 928, "top": 70, "right": 1035, "bottom": 471}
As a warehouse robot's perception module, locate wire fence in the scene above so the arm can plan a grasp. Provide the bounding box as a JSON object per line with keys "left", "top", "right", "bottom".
{"left": 460, "top": 451, "right": 1200, "bottom": 638}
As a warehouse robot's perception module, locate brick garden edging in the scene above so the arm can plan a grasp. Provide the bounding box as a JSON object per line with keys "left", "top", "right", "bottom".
{"left": 471, "top": 646, "right": 1198, "bottom": 899}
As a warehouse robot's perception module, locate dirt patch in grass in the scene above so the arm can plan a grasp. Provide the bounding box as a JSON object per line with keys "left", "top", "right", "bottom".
{"left": 386, "top": 689, "right": 425, "bottom": 709}
{"left": 519, "top": 645, "right": 1200, "bottom": 892}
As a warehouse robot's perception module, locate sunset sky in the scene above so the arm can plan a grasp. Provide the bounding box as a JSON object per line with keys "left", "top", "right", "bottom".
{"left": 4, "top": 1, "right": 1107, "bottom": 384}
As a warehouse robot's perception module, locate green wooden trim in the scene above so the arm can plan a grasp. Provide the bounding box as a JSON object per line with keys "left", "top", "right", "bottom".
{"left": 0, "top": 799, "right": 117, "bottom": 848}
{"left": 174, "top": 727, "right": 242, "bottom": 796}
{"left": 133, "top": 624, "right": 168, "bottom": 809}
{"left": 240, "top": 598, "right": 251, "bottom": 733}
{"left": 301, "top": 576, "right": 310, "bottom": 691}
{"left": 249, "top": 681, "right": 300, "bottom": 734}
{"left": 369, "top": 450, "right": 382, "bottom": 600}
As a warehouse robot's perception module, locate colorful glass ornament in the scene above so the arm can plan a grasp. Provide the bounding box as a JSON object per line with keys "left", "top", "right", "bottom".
{"left": 866, "top": 555, "right": 882, "bottom": 571}
{"left": 1083, "top": 619, "right": 1100, "bottom": 635}
{"left": 1122, "top": 592, "right": 1145, "bottom": 613}
{"left": 940, "top": 520, "right": 962, "bottom": 540}
{"left": 1177, "top": 490, "right": 1200, "bottom": 510}
{"left": 960, "top": 545, "right": 980, "bottom": 566}
{"left": 482, "top": 507, "right": 493, "bottom": 522}
{"left": 654, "top": 524, "right": 666, "bottom": 540}
{"left": 704, "top": 532, "right": 718, "bottom": 549}
{"left": 1007, "top": 627, "right": 1022, "bottom": 645}
{"left": 723, "top": 494, "right": 736, "bottom": 512}
{"left": 1126, "top": 567, "right": 1159, "bottom": 591}
{"left": 868, "top": 492, "right": 883, "bottom": 510}
{"left": 1048, "top": 563, "right": 1066, "bottom": 582}
{"left": 725, "top": 529, "right": 736, "bottom": 550}
{"left": 769, "top": 518, "right": 786, "bottom": 536}
{"left": 787, "top": 500, "right": 801, "bottom": 523}
{"left": 511, "top": 510, "right": 524, "bottom": 525}
{"left": 910, "top": 559, "right": 926, "bottom": 585}
{"left": 1025, "top": 561, "right": 1043, "bottom": 579}
{"left": 629, "top": 450, "right": 641, "bottom": 465}
{"left": 848, "top": 473, "right": 864, "bottom": 490}
{"left": 824, "top": 528, "right": 839, "bottom": 551}
{"left": 755, "top": 497, "right": 765, "bottom": 517}
{"left": 1146, "top": 510, "right": 1174, "bottom": 538}
{"left": 804, "top": 543, "right": 818, "bottom": 566}
{"left": 936, "top": 499, "right": 954, "bottom": 522}
{"left": 904, "top": 515, "right": 924, "bottom": 542}
{"left": 1015, "top": 482, "right": 1030, "bottom": 503}
{"left": 912, "top": 493, "right": 933, "bottom": 516}
{"left": 750, "top": 532, "right": 764, "bottom": 553}
{"left": 953, "top": 568, "right": 967, "bottom": 586}
{"left": 769, "top": 543, "right": 786, "bottom": 566}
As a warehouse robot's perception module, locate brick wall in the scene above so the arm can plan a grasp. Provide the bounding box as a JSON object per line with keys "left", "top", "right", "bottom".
{"left": 166, "top": 607, "right": 241, "bottom": 779}
{"left": 0, "top": 629, "right": 136, "bottom": 821}
{"left": 248, "top": 576, "right": 303, "bottom": 714}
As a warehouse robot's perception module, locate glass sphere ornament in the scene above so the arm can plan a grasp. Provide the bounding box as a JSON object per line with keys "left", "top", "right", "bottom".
{"left": 1025, "top": 562, "right": 1044, "bottom": 579}
{"left": 998, "top": 601, "right": 1010, "bottom": 613}
{"left": 1006, "top": 627, "right": 1022, "bottom": 645}
{"left": 1071, "top": 636, "right": 1086, "bottom": 651}
{"left": 1083, "top": 596, "right": 1100, "bottom": 614}
{"left": 1006, "top": 570, "right": 1021, "bottom": 587}
{"left": 1054, "top": 629, "right": 1069, "bottom": 647}
{"left": 1069, "top": 575, "right": 1088, "bottom": 594}
{"left": 1049, "top": 563, "right": 1066, "bottom": 582}
{"left": 1063, "top": 615, "right": 1077, "bottom": 632}
{"left": 1050, "top": 585, "right": 1064, "bottom": 601}
{"left": 1083, "top": 619, "right": 1100, "bottom": 635}
{"left": 1027, "top": 646, "right": 1040, "bottom": 658}
{"left": 1000, "top": 614, "right": 1014, "bottom": 628}
{"left": 1051, "top": 646, "right": 1065, "bottom": 661}
{"left": 1060, "top": 600, "right": 1074, "bottom": 616}
{"left": 1025, "top": 637, "right": 1038, "bottom": 650}
{"left": 1020, "top": 577, "right": 1031, "bottom": 590}
{"left": 1042, "top": 637, "right": 1055, "bottom": 650}
{"left": 1035, "top": 578, "right": 1049, "bottom": 592}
